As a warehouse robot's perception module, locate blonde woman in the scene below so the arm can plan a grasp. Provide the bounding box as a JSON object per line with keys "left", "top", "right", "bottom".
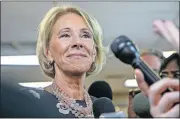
{"left": 35, "top": 4, "right": 106, "bottom": 118}
{"left": 1, "top": 4, "right": 106, "bottom": 118}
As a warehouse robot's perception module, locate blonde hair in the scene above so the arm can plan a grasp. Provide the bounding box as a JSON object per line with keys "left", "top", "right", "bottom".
{"left": 36, "top": 4, "right": 106, "bottom": 79}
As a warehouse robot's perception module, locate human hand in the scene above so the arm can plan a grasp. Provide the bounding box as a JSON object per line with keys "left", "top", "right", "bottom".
{"left": 153, "top": 20, "right": 179, "bottom": 52}
{"left": 148, "top": 78, "right": 180, "bottom": 117}
{"left": 127, "top": 89, "right": 141, "bottom": 117}
{"left": 135, "top": 69, "right": 180, "bottom": 117}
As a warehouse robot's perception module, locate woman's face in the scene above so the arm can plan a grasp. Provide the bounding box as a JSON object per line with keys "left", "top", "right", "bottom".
{"left": 47, "top": 13, "right": 96, "bottom": 75}
{"left": 160, "top": 59, "right": 180, "bottom": 79}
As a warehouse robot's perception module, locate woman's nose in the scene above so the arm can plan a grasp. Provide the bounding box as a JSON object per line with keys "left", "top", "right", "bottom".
{"left": 71, "top": 44, "right": 83, "bottom": 49}
{"left": 71, "top": 36, "right": 84, "bottom": 49}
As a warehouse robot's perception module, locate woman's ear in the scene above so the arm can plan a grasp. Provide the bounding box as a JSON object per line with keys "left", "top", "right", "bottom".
{"left": 92, "top": 46, "right": 97, "bottom": 62}
{"left": 46, "top": 48, "right": 53, "bottom": 61}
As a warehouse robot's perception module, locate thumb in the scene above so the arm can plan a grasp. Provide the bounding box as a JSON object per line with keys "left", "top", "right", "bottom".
{"left": 135, "top": 69, "right": 149, "bottom": 97}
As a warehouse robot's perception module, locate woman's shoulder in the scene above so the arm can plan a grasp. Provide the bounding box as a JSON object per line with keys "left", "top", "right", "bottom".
{"left": 1, "top": 84, "right": 60, "bottom": 117}
{"left": 19, "top": 86, "right": 55, "bottom": 100}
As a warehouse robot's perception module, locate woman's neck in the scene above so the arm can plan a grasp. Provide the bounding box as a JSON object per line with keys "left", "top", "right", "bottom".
{"left": 53, "top": 64, "right": 86, "bottom": 100}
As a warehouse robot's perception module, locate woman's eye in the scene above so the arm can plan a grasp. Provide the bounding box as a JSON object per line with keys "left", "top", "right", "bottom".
{"left": 60, "top": 34, "right": 70, "bottom": 38}
{"left": 81, "top": 34, "right": 91, "bottom": 39}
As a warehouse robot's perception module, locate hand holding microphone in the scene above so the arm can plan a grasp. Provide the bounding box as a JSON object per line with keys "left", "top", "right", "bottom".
{"left": 148, "top": 78, "right": 180, "bottom": 117}
{"left": 111, "top": 35, "right": 180, "bottom": 117}
{"left": 111, "top": 35, "right": 161, "bottom": 87}
{"left": 135, "top": 72, "right": 180, "bottom": 117}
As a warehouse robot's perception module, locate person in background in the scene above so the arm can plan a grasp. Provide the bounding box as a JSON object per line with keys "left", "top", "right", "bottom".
{"left": 135, "top": 20, "right": 180, "bottom": 117}
{"left": 159, "top": 53, "right": 180, "bottom": 79}
{"left": 128, "top": 49, "right": 165, "bottom": 117}
{"left": 140, "top": 49, "right": 165, "bottom": 73}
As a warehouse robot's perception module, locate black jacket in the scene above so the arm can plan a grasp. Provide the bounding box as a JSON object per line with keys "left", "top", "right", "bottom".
{"left": 0, "top": 83, "right": 97, "bottom": 118}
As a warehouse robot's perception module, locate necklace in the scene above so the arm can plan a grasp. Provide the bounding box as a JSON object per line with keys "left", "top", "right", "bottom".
{"left": 51, "top": 82, "right": 94, "bottom": 118}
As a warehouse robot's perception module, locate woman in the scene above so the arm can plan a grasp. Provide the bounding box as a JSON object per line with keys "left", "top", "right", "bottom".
{"left": 159, "top": 53, "right": 180, "bottom": 79}
{"left": 35, "top": 4, "right": 106, "bottom": 118}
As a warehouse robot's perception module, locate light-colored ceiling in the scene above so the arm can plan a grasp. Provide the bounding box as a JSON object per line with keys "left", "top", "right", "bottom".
{"left": 1, "top": 1, "right": 179, "bottom": 94}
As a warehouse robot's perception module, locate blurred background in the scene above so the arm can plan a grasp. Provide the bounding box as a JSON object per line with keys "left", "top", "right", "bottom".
{"left": 1, "top": 0, "right": 179, "bottom": 115}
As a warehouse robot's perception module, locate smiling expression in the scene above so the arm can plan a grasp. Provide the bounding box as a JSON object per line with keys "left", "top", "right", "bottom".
{"left": 47, "top": 13, "right": 96, "bottom": 75}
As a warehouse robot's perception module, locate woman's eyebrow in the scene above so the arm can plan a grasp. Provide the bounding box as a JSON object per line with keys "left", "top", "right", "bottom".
{"left": 80, "top": 28, "right": 91, "bottom": 33}
{"left": 58, "top": 27, "right": 71, "bottom": 34}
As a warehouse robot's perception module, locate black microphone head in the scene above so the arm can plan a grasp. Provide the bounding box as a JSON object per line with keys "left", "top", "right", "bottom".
{"left": 93, "top": 97, "right": 115, "bottom": 118}
{"left": 110, "top": 35, "right": 140, "bottom": 65}
{"left": 132, "top": 92, "right": 152, "bottom": 118}
{"left": 88, "top": 81, "right": 113, "bottom": 100}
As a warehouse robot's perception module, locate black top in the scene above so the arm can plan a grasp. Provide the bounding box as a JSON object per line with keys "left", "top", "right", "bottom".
{"left": 0, "top": 83, "right": 97, "bottom": 118}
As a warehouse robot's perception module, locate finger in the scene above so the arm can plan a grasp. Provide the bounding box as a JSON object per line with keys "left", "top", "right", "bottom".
{"left": 161, "top": 104, "right": 180, "bottom": 117}
{"left": 135, "top": 69, "right": 149, "bottom": 96}
{"left": 153, "top": 20, "right": 173, "bottom": 41}
{"left": 134, "top": 88, "right": 141, "bottom": 95}
{"left": 129, "top": 89, "right": 137, "bottom": 104}
{"left": 164, "top": 20, "right": 179, "bottom": 50}
{"left": 149, "top": 79, "right": 180, "bottom": 106}
{"left": 157, "top": 92, "right": 180, "bottom": 113}
{"left": 128, "top": 95, "right": 133, "bottom": 103}
{"left": 132, "top": 90, "right": 136, "bottom": 98}
{"left": 162, "top": 78, "right": 180, "bottom": 91}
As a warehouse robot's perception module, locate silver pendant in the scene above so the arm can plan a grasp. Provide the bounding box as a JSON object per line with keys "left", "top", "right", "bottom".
{"left": 58, "top": 108, "right": 70, "bottom": 114}
{"left": 57, "top": 102, "right": 70, "bottom": 115}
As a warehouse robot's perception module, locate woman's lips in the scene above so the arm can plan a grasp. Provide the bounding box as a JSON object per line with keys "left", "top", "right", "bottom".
{"left": 67, "top": 53, "right": 87, "bottom": 58}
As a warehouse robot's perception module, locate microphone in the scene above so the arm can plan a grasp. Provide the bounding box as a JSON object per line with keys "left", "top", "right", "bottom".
{"left": 110, "top": 35, "right": 161, "bottom": 86}
{"left": 93, "top": 97, "right": 115, "bottom": 118}
{"left": 92, "top": 97, "right": 126, "bottom": 118}
{"left": 88, "top": 81, "right": 113, "bottom": 100}
{"left": 110, "top": 35, "right": 178, "bottom": 106}
{"left": 132, "top": 93, "right": 152, "bottom": 118}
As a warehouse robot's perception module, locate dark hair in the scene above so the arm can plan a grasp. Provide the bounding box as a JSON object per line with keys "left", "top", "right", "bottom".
{"left": 159, "top": 53, "right": 180, "bottom": 73}
{"left": 140, "top": 49, "right": 165, "bottom": 63}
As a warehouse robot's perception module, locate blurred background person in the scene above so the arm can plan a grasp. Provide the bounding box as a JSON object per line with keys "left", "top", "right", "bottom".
{"left": 159, "top": 53, "right": 180, "bottom": 79}
{"left": 140, "top": 49, "right": 165, "bottom": 73}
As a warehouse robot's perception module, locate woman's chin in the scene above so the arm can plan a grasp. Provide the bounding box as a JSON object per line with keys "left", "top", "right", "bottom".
{"left": 57, "top": 61, "right": 92, "bottom": 75}
{"left": 66, "top": 65, "right": 90, "bottom": 75}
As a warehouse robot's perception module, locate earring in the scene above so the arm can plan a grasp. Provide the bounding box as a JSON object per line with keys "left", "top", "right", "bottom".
{"left": 90, "top": 62, "right": 96, "bottom": 72}
{"left": 48, "top": 60, "right": 54, "bottom": 66}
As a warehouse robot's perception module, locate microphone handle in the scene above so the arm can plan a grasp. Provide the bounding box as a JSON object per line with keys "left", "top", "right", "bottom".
{"left": 132, "top": 58, "right": 171, "bottom": 93}
{"left": 132, "top": 58, "right": 160, "bottom": 86}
